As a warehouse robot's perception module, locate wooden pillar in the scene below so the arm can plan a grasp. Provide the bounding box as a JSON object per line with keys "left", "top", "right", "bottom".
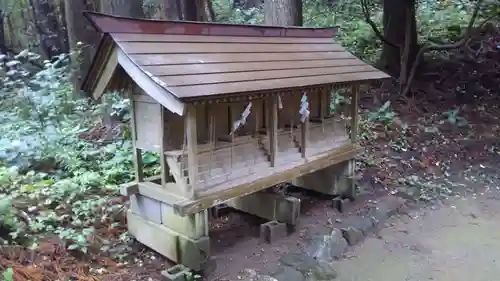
{"left": 268, "top": 95, "right": 278, "bottom": 166}
{"left": 160, "top": 105, "right": 169, "bottom": 186}
{"left": 129, "top": 87, "right": 144, "bottom": 182}
{"left": 185, "top": 104, "right": 198, "bottom": 198}
{"left": 350, "top": 84, "right": 360, "bottom": 143}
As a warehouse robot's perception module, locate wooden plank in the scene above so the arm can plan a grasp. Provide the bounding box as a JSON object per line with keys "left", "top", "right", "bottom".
{"left": 134, "top": 101, "right": 162, "bottom": 152}
{"left": 185, "top": 104, "right": 198, "bottom": 198}
{"left": 170, "top": 71, "right": 387, "bottom": 99}
{"left": 164, "top": 109, "right": 185, "bottom": 150}
{"left": 142, "top": 59, "right": 364, "bottom": 76}
{"left": 132, "top": 93, "right": 156, "bottom": 103}
{"left": 119, "top": 42, "right": 344, "bottom": 54}
{"left": 350, "top": 84, "right": 360, "bottom": 143}
{"left": 174, "top": 143, "right": 362, "bottom": 216}
{"left": 166, "top": 156, "right": 189, "bottom": 197}
{"left": 131, "top": 52, "right": 355, "bottom": 66}
{"left": 160, "top": 65, "right": 376, "bottom": 87}
{"left": 135, "top": 181, "right": 184, "bottom": 205}
{"left": 112, "top": 33, "right": 336, "bottom": 44}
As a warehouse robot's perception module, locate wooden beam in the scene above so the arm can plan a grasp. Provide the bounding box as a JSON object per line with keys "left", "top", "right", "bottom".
{"left": 121, "top": 181, "right": 184, "bottom": 204}
{"left": 185, "top": 104, "right": 198, "bottom": 198}
{"left": 350, "top": 84, "right": 360, "bottom": 143}
{"left": 174, "top": 143, "right": 362, "bottom": 216}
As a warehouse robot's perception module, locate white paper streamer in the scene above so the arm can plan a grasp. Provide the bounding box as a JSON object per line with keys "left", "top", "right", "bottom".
{"left": 230, "top": 102, "right": 252, "bottom": 135}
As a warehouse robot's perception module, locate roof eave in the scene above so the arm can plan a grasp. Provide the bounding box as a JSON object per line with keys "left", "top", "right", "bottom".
{"left": 80, "top": 34, "right": 114, "bottom": 96}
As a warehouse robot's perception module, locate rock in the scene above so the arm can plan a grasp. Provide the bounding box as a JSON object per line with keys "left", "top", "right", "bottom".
{"left": 341, "top": 227, "right": 364, "bottom": 246}
{"left": 279, "top": 253, "right": 337, "bottom": 281}
{"left": 306, "top": 228, "right": 348, "bottom": 261}
{"left": 305, "top": 261, "right": 337, "bottom": 281}
{"left": 161, "top": 265, "right": 191, "bottom": 281}
{"left": 280, "top": 253, "right": 318, "bottom": 273}
{"left": 337, "top": 216, "right": 374, "bottom": 235}
{"left": 270, "top": 266, "right": 305, "bottom": 281}
{"left": 240, "top": 269, "right": 278, "bottom": 281}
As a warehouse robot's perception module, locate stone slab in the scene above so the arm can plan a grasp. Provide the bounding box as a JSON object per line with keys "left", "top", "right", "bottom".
{"left": 127, "top": 210, "right": 210, "bottom": 271}
{"left": 130, "top": 194, "right": 162, "bottom": 224}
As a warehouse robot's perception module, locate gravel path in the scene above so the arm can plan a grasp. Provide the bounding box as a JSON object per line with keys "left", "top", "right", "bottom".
{"left": 333, "top": 190, "right": 500, "bottom": 281}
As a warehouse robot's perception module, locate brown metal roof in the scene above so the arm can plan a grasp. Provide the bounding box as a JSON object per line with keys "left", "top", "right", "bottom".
{"left": 82, "top": 12, "right": 390, "bottom": 102}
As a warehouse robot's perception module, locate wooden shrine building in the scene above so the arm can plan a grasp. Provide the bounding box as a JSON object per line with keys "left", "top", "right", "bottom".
{"left": 82, "top": 12, "right": 390, "bottom": 272}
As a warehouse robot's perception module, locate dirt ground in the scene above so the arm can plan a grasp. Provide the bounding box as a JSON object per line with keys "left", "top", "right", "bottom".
{"left": 334, "top": 189, "right": 500, "bottom": 281}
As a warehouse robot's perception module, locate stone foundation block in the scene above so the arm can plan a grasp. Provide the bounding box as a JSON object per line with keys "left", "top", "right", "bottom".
{"left": 161, "top": 264, "right": 190, "bottom": 281}
{"left": 227, "top": 192, "right": 300, "bottom": 226}
{"left": 260, "top": 221, "right": 287, "bottom": 244}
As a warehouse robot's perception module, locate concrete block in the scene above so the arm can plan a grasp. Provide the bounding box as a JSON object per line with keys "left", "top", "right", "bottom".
{"left": 227, "top": 192, "right": 300, "bottom": 226}
{"left": 260, "top": 221, "right": 287, "bottom": 244}
{"left": 210, "top": 204, "right": 229, "bottom": 219}
{"left": 332, "top": 197, "right": 352, "bottom": 213}
{"left": 161, "top": 264, "right": 190, "bottom": 281}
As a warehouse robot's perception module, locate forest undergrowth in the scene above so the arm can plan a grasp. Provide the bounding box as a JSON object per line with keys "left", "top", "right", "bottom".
{"left": 0, "top": 1, "right": 499, "bottom": 280}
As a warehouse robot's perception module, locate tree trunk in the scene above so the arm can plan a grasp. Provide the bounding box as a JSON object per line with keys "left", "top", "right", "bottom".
{"left": 30, "top": 0, "right": 66, "bottom": 58}
{"left": 64, "top": 0, "right": 100, "bottom": 96}
{"left": 264, "top": 0, "right": 303, "bottom": 26}
{"left": 0, "top": 9, "right": 8, "bottom": 54}
{"left": 100, "top": 0, "right": 144, "bottom": 18}
{"left": 235, "top": 0, "right": 263, "bottom": 9}
{"left": 162, "top": 0, "right": 215, "bottom": 21}
{"left": 379, "top": 0, "right": 418, "bottom": 77}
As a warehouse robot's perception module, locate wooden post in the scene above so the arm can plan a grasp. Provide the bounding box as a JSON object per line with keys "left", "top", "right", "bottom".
{"left": 159, "top": 105, "right": 172, "bottom": 186}
{"left": 129, "top": 88, "right": 144, "bottom": 182}
{"left": 319, "top": 88, "right": 326, "bottom": 133}
{"left": 350, "top": 84, "right": 360, "bottom": 143}
{"left": 208, "top": 104, "right": 215, "bottom": 177}
{"left": 185, "top": 104, "right": 198, "bottom": 198}
{"left": 269, "top": 95, "right": 278, "bottom": 166}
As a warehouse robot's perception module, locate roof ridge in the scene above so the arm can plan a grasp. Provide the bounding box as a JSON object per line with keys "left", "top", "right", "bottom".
{"left": 82, "top": 11, "right": 339, "bottom": 38}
